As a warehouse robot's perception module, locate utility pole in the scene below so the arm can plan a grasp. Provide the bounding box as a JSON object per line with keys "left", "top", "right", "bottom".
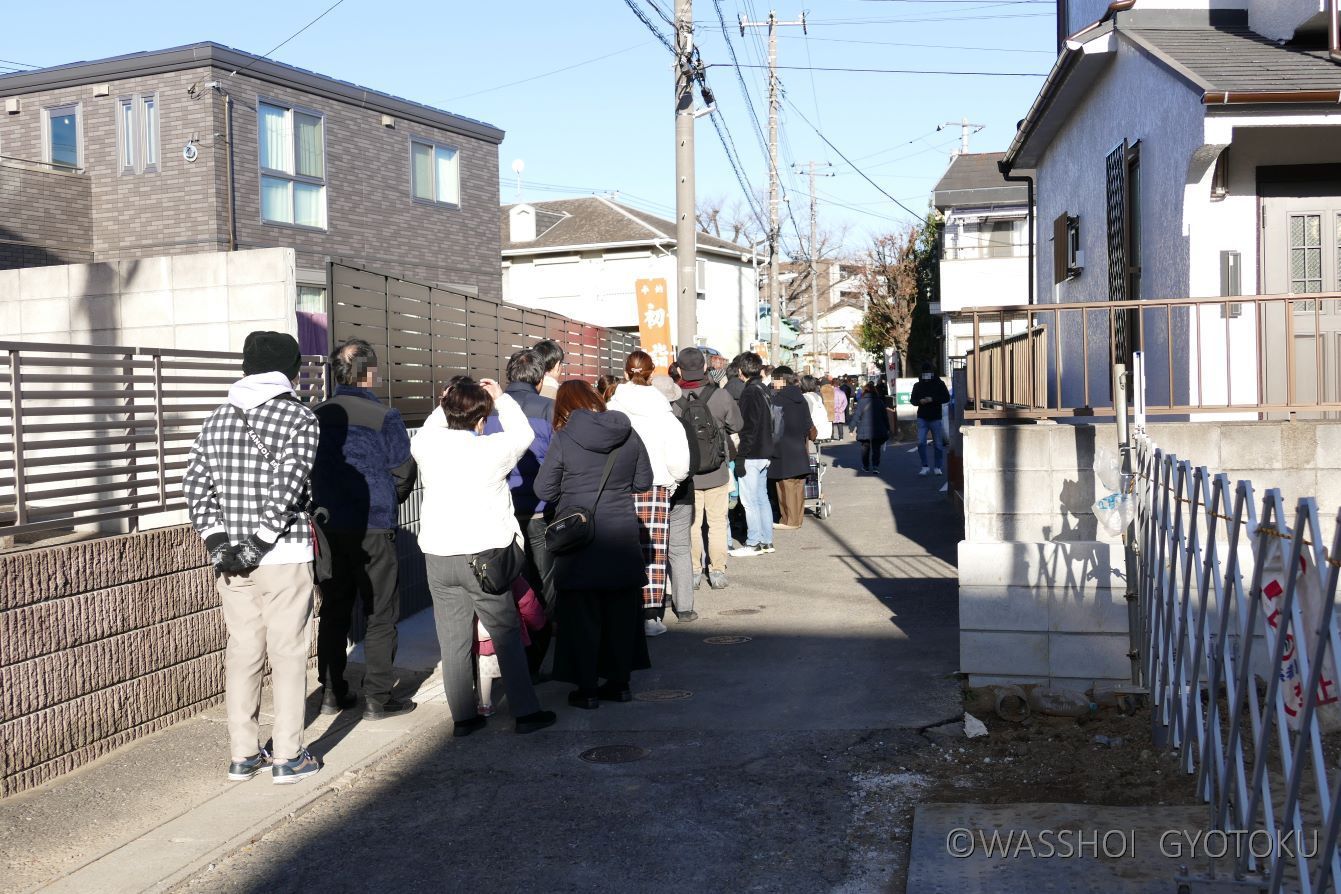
{"left": 938, "top": 117, "right": 985, "bottom": 156}
{"left": 674, "top": 0, "right": 697, "bottom": 353}
{"left": 741, "top": 9, "right": 806, "bottom": 363}
{"left": 794, "top": 160, "right": 832, "bottom": 375}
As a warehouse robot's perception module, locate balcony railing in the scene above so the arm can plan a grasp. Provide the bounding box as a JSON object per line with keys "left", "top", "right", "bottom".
{"left": 941, "top": 243, "right": 1030, "bottom": 261}
{"left": 953, "top": 293, "right": 1341, "bottom": 420}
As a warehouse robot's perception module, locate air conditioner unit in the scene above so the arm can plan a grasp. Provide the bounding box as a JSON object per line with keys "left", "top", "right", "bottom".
{"left": 4, "top": 97, "right": 20, "bottom": 115}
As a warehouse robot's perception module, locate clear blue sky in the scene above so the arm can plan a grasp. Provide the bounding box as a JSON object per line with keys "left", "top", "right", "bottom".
{"left": 3, "top": 0, "right": 1055, "bottom": 252}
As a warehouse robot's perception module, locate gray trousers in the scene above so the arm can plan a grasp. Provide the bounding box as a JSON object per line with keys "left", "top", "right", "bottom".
{"left": 667, "top": 496, "right": 695, "bottom": 615}
{"left": 426, "top": 553, "right": 541, "bottom": 722}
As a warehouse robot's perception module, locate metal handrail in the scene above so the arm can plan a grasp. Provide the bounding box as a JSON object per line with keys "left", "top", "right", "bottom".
{"left": 951, "top": 292, "right": 1341, "bottom": 420}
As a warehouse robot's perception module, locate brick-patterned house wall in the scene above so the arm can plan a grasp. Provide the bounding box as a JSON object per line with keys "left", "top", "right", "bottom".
{"left": 0, "top": 526, "right": 314, "bottom": 797}
{"left": 0, "top": 164, "right": 93, "bottom": 269}
{"left": 0, "top": 58, "right": 501, "bottom": 302}
{"left": 218, "top": 68, "right": 502, "bottom": 302}
{"left": 0, "top": 67, "right": 226, "bottom": 262}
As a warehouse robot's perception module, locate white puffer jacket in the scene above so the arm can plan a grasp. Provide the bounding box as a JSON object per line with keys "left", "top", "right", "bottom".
{"left": 607, "top": 382, "right": 691, "bottom": 489}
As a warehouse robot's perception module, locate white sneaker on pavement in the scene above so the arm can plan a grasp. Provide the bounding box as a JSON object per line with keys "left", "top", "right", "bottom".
{"left": 918, "top": 467, "right": 930, "bottom": 477}
{"left": 934, "top": 468, "right": 943, "bottom": 475}
{"left": 645, "top": 618, "right": 669, "bottom": 637}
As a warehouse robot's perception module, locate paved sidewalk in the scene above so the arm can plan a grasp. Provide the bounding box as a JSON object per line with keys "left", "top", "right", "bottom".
{"left": 2, "top": 435, "right": 963, "bottom": 894}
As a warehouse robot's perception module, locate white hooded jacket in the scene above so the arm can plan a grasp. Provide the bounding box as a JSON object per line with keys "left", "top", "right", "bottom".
{"left": 607, "top": 382, "right": 691, "bottom": 489}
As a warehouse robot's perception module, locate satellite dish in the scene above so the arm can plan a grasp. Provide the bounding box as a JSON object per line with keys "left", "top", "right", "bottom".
{"left": 511, "top": 159, "right": 525, "bottom": 175}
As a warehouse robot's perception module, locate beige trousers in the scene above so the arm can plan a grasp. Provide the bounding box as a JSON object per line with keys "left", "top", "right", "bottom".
{"left": 777, "top": 478, "right": 805, "bottom": 528}
{"left": 692, "top": 483, "right": 731, "bottom": 574}
{"left": 217, "top": 562, "right": 314, "bottom": 762}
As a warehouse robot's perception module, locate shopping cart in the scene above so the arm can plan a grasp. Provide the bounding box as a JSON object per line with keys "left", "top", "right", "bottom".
{"left": 804, "top": 449, "right": 832, "bottom": 520}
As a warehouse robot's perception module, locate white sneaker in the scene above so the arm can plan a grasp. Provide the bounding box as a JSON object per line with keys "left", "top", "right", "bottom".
{"left": 729, "top": 545, "right": 761, "bottom": 557}
{"left": 934, "top": 468, "right": 943, "bottom": 475}
{"left": 918, "top": 467, "right": 930, "bottom": 477}
{"left": 645, "top": 618, "right": 669, "bottom": 637}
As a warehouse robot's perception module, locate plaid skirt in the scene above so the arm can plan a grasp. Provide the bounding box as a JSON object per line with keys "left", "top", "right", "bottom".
{"left": 634, "top": 485, "right": 671, "bottom": 610}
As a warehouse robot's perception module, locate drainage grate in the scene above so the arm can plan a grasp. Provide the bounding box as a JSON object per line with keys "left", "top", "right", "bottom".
{"left": 634, "top": 689, "right": 693, "bottom": 702}
{"left": 703, "top": 635, "right": 753, "bottom": 645}
{"left": 719, "top": 608, "right": 762, "bottom": 616}
{"left": 579, "top": 745, "right": 651, "bottom": 764}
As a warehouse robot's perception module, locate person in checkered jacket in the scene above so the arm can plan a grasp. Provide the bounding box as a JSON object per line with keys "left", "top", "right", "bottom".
{"left": 183, "top": 331, "right": 322, "bottom": 786}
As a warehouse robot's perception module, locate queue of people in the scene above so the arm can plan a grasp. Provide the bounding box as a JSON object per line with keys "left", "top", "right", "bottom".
{"left": 185, "top": 328, "right": 952, "bottom": 784}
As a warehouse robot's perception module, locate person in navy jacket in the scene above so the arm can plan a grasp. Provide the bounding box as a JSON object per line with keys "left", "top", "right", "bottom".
{"left": 311, "top": 339, "right": 417, "bottom": 720}
{"left": 482, "top": 349, "right": 558, "bottom": 671}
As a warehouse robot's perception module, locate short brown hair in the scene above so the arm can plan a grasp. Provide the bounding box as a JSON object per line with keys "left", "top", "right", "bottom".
{"left": 624, "top": 350, "right": 656, "bottom": 386}
{"left": 442, "top": 379, "right": 494, "bottom": 431}
{"left": 553, "top": 380, "right": 606, "bottom": 430}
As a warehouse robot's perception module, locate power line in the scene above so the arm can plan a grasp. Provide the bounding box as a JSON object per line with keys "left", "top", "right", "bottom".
{"left": 445, "top": 42, "right": 648, "bottom": 101}
{"left": 619, "top": 0, "right": 677, "bottom": 53}
{"left": 228, "top": 0, "right": 351, "bottom": 77}
{"left": 796, "top": 12, "right": 1052, "bottom": 23}
{"left": 783, "top": 95, "right": 925, "bottom": 221}
{"left": 780, "top": 34, "right": 1054, "bottom": 54}
{"left": 718, "top": 63, "right": 1046, "bottom": 76}
{"left": 711, "top": 0, "right": 769, "bottom": 161}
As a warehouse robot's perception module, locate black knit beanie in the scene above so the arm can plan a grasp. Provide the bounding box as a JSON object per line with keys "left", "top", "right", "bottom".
{"left": 242, "top": 331, "right": 301, "bottom": 380}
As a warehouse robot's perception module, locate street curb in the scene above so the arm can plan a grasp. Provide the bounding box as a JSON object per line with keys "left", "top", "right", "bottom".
{"left": 156, "top": 702, "right": 447, "bottom": 893}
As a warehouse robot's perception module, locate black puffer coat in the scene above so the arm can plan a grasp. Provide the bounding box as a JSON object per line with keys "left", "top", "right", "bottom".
{"left": 535, "top": 409, "right": 653, "bottom": 590}
{"left": 768, "top": 384, "right": 814, "bottom": 480}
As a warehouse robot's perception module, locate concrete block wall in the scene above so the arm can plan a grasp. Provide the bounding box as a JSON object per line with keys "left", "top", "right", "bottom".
{"left": 0, "top": 526, "right": 319, "bottom": 796}
{"left": 0, "top": 163, "right": 93, "bottom": 269}
{"left": 960, "top": 419, "right": 1341, "bottom": 687}
{"left": 0, "top": 246, "right": 296, "bottom": 351}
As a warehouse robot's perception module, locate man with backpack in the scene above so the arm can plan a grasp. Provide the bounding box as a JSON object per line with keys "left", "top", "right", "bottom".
{"left": 675, "top": 347, "right": 743, "bottom": 589}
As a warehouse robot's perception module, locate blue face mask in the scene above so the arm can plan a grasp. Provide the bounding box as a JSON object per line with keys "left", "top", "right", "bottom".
{"left": 921, "top": 373, "right": 933, "bottom": 380}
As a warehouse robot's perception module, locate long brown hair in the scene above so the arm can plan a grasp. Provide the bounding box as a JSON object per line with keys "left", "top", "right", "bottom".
{"left": 624, "top": 350, "right": 655, "bottom": 386}
{"left": 553, "top": 380, "right": 606, "bottom": 430}
{"left": 595, "top": 373, "right": 620, "bottom": 402}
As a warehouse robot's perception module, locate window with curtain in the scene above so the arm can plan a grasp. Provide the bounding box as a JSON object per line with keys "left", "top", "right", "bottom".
{"left": 141, "top": 95, "right": 158, "bottom": 171}
{"left": 119, "top": 100, "right": 135, "bottom": 173}
{"left": 410, "top": 139, "right": 460, "bottom": 206}
{"left": 259, "top": 101, "right": 326, "bottom": 228}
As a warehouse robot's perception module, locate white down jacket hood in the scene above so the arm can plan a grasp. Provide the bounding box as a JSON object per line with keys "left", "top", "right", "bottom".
{"left": 608, "top": 382, "right": 691, "bottom": 489}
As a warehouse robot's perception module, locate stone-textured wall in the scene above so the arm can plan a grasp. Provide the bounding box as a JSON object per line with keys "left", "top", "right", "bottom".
{"left": 0, "top": 527, "right": 220, "bottom": 796}
{"left": 960, "top": 419, "right": 1341, "bottom": 688}
{"left": 0, "top": 163, "right": 93, "bottom": 269}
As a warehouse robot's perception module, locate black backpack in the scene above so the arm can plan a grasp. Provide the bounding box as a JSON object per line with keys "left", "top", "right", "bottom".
{"left": 677, "top": 383, "right": 727, "bottom": 475}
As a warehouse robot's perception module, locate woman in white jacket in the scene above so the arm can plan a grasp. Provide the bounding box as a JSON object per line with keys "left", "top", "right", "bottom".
{"left": 412, "top": 377, "right": 556, "bottom": 737}
{"left": 608, "top": 351, "right": 691, "bottom": 637}
{"left": 802, "top": 375, "right": 833, "bottom": 442}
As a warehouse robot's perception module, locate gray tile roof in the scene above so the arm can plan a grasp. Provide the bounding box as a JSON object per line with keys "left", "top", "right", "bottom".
{"left": 501, "top": 197, "right": 753, "bottom": 256}
{"left": 1127, "top": 26, "right": 1341, "bottom": 94}
{"left": 932, "top": 152, "right": 1029, "bottom": 210}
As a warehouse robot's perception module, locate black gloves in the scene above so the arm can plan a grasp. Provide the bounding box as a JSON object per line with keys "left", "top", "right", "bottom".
{"left": 227, "top": 534, "right": 272, "bottom": 572}
{"left": 208, "top": 533, "right": 272, "bottom": 575}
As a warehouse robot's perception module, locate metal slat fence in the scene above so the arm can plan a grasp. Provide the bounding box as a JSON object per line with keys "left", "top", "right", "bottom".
{"left": 1137, "top": 436, "right": 1341, "bottom": 891}
{"left": 0, "top": 341, "right": 326, "bottom": 540}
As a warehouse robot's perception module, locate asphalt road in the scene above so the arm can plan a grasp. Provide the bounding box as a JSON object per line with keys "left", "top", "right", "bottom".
{"left": 179, "top": 438, "right": 962, "bottom": 894}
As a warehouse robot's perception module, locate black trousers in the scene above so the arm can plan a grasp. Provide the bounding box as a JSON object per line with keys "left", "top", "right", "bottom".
{"left": 553, "top": 587, "right": 646, "bottom": 693}
{"left": 317, "top": 529, "right": 400, "bottom": 705}
{"left": 860, "top": 437, "right": 887, "bottom": 470}
{"left": 519, "top": 513, "right": 556, "bottom": 675}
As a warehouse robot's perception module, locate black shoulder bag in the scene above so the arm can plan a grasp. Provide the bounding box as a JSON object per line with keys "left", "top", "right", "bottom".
{"left": 229, "top": 405, "right": 333, "bottom": 584}
{"left": 544, "top": 446, "right": 621, "bottom": 556}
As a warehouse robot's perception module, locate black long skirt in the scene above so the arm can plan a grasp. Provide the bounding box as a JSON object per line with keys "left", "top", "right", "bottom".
{"left": 552, "top": 587, "right": 650, "bottom": 691}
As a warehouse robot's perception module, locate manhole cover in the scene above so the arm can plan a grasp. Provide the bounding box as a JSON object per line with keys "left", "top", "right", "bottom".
{"left": 703, "top": 635, "right": 753, "bottom": 645}
{"left": 579, "top": 745, "right": 651, "bottom": 764}
{"left": 634, "top": 689, "right": 693, "bottom": 702}
{"left": 719, "top": 608, "right": 762, "bottom": 616}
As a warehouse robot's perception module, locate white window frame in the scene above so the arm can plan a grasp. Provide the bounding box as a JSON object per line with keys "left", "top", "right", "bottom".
{"left": 42, "top": 103, "right": 82, "bottom": 170}
{"left": 116, "top": 93, "right": 160, "bottom": 175}
{"left": 409, "top": 137, "right": 461, "bottom": 208}
{"left": 258, "top": 98, "right": 328, "bottom": 231}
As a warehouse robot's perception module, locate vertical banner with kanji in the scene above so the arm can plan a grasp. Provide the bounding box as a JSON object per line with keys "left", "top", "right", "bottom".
{"left": 635, "top": 277, "right": 672, "bottom": 373}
